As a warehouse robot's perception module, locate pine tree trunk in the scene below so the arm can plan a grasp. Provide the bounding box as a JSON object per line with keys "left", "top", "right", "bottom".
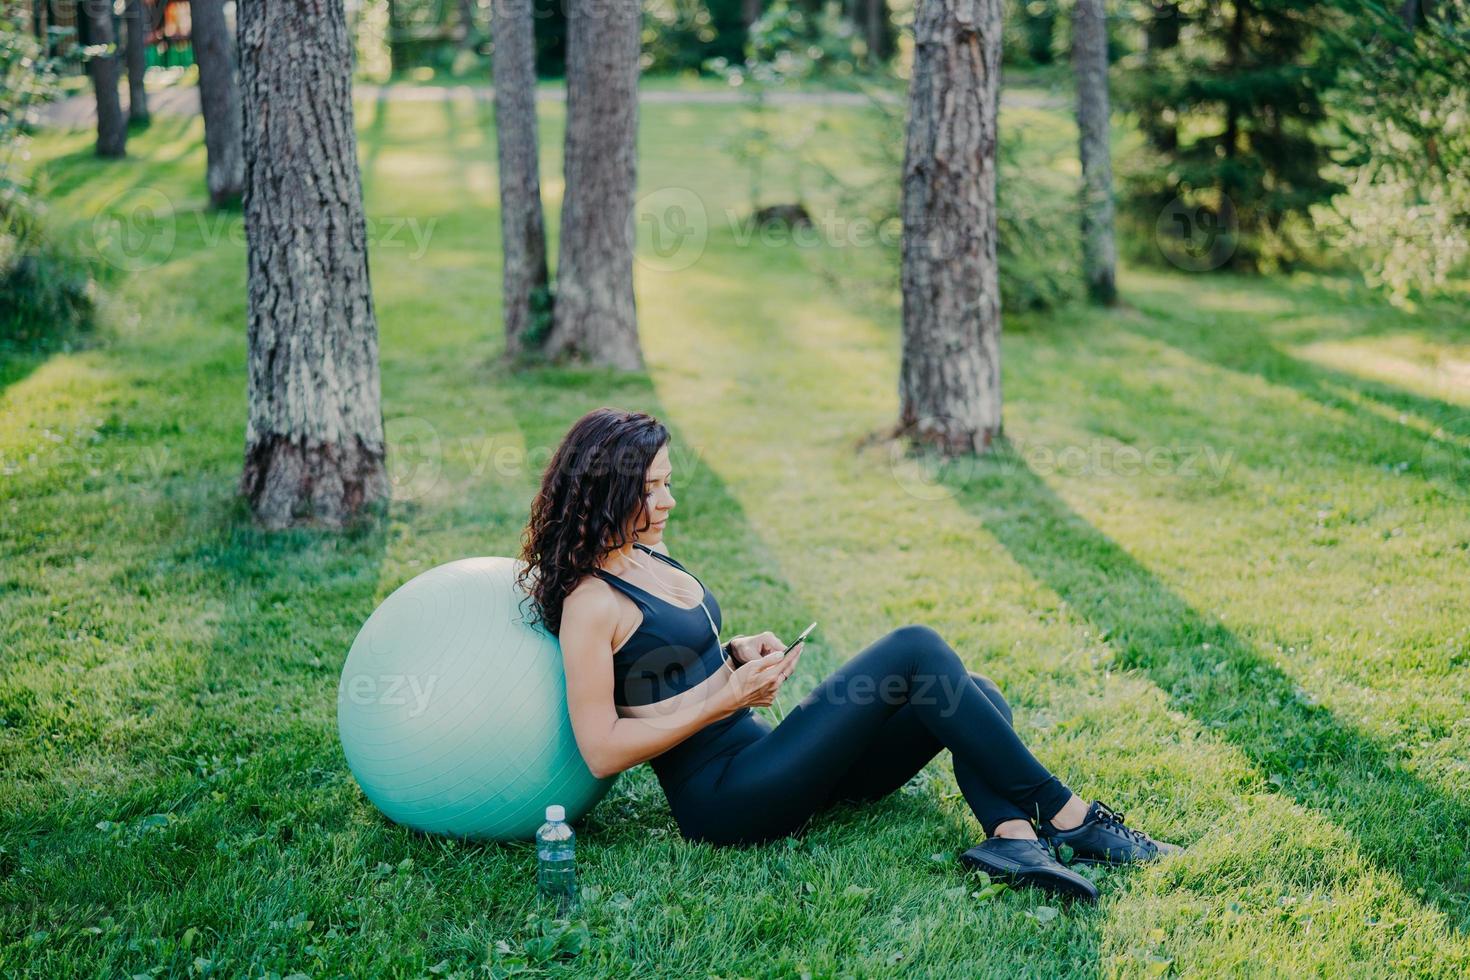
{"left": 192, "top": 0, "right": 245, "bottom": 207}
{"left": 743, "top": 0, "right": 763, "bottom": 26}
{"left": 1145, "top": 1, "right": 1179, "bottom": 151}
{"left": 546, "top": 0, "right": 644, "bottom": 370}
{"left": 491, "top": 0, "right": 551, "bottom": 356}
{"left": 898, "top": 0, "right": 1002, "bottom": 455}
{"left": 83, "top": 0, "right": 127, "bottom": 157}
{"left": 123, "top": 0, "right": 149, "bottom": 123}
{"left": 386, "top": 0, "right": 402, "bottom": 72}
{"left": 1072, "top": 0, "right": 1116, "bottom": 304}
{"left": 863, "top": 0, "right": 891, "bottom": 62}
{"left": 1223, "top": 0, "right": 1246, "bottom": 163}
{"left": 238, "top": 0, "right": 388, "bottom": 529}
{"left": 459, "top": 0, "right": 479, "bottom": 47}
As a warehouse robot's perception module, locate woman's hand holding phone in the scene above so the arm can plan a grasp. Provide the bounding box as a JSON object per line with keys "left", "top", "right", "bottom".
{"left": 718, "top": 625, "right": 813, "bottom": 712}
{"left": 721, "top": 654, "right": 790, "bottom": 710}
{"left": 727, "top": 624, "right": 815, "bottom": 663}
{"left": 726, "top": 631, "right": 788, "bottom": 664}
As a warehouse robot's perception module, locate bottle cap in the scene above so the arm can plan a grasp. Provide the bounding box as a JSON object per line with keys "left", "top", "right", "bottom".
{"left": 545, "top": 804, "right": 566, "bottom": 822}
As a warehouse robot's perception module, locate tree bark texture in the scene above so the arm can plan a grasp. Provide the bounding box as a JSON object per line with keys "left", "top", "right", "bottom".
{"left": 83, "top": 0, "right": 127, "bottom": 157}
{"left": 898, "top": 0, "right": 1003, "bottom": 455}
{"left": 192, "top": 0, "right": 245, "bottom": 207}
{"left": 124, "top": 0, "right": 149, "bottom": 122}
{"left": 1073, "top": 0, "right": 1117, "bottom": 304}
{"left": 238, "top": 0, "right": 388, "bottom": 529}
{"left": 546, "top": 0, "right": 645, "bottom": 370}
{"left": 491, "top": 0, "right": 551, "bottom": 356}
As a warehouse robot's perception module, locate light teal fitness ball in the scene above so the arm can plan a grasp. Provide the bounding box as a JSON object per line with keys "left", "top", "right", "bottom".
{"left": 338, "top": 557, "right": 613, "bottom": 841}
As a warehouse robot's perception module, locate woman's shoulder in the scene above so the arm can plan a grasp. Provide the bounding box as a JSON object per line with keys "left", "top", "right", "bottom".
{"left": 562, "top": 574, "right": 640, "bottom": 656}
{"left": 565, "top": 572, "right": 621, "bottom": 614}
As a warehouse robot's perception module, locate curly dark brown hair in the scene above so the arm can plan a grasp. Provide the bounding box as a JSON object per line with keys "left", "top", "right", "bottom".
{"left": 517, "top": 408, "right": 670, "bottom": 634}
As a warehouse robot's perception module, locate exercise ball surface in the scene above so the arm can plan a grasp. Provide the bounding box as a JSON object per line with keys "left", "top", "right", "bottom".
{"left": 338, "top": 557, "right": 613, "bottom": 840}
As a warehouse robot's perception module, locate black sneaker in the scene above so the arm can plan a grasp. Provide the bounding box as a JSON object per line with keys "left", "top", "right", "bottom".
{"left": 1039, "top": 800, "right": 1183, "bottom": 866}
{"left": 959, "top": 837, "right": 1100, "bottom": 902}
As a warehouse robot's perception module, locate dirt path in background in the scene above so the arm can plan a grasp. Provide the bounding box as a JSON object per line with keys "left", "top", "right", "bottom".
{"left": 41, "top": 80, "right": 1064, "bottom": 128}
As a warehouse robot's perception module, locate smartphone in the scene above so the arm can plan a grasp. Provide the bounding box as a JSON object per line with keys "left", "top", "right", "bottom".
{"left": 777, "top": 622, "right": 817, "bottom": 656}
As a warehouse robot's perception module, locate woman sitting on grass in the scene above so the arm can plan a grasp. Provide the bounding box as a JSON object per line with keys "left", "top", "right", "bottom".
{"left": 517, "top": 408, "right": 1181, "bottom": 901}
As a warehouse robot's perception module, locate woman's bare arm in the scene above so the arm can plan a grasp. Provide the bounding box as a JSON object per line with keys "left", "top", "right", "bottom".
{"left": 559, "top": 583, "right": 742, "bottom": 778}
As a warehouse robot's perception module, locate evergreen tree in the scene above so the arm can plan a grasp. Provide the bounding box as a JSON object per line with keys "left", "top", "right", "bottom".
{"left": 1123, "top": 0, "right": 1342, "bottom": 268}
{"left": 1314, "top": 0, "right": 1470, "bottom": 303}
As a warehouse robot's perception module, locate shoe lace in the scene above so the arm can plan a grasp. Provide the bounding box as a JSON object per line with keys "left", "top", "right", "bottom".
{"left": 1093, "top": 801, "right": 1154, "bottom": 848}
{"left": 1026, "top": 838, "right": 1061, "bottom": 862}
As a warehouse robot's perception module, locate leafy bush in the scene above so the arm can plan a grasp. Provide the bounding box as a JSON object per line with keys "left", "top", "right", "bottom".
{"left": 0, "top": 192, "right": 97, "bottom": 347}
{"left": 995, "top": 133, "right": 1083, "bottom": 312}
{"left": 644, "top": 0, "right": 749, "bottom": 74}
{"left": 1313, "top": 0, "right": 1470, "bottom": 306}
{"left": 1, "top": 14, "right": 96, "bottom": 348}
{"left": 742, "top": 0, "right": 867, "bottom": 73}
{"left": 1005, "top": 0, "right": 1060, "bottom": 66}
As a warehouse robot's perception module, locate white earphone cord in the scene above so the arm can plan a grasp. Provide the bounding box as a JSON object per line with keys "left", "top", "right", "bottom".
{"left": 621, "top": 549, "right": 720, "bottom": 642}
{"left": 621, "top": 547, "right": 789, "bottom": 719}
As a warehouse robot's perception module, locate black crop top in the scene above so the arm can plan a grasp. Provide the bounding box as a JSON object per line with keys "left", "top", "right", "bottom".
{"left": 591, "top": 543, "right": 754, "bottom": 787}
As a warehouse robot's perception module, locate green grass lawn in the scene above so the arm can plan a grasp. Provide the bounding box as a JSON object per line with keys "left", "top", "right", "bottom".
{"left": 3, "top": 84, "right": 1469, "bottom": 978}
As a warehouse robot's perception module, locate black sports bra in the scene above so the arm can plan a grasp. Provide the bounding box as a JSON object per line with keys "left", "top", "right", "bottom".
{"left": 591, "top": 544, "right": 755, "bottom": 788}
{"left": 592, "top": 543, "right": 728, "bottom": 708}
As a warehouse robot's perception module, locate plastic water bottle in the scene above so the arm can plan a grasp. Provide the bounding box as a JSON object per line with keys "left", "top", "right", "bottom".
{"left": 535, "top": 805, "right": 577, "bottom": 914}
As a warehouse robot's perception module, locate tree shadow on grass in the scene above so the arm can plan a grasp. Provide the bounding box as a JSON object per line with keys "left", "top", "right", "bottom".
{"left": 1122, "top": 291, "right": 1470, "bottom": 490}
{"left": 0, "top": 469, "right": 394, "bottom": 950}
{"left": 0, "top": 345, "right": 62, "bottom": 404}
{"left": 946, "top": 445, "right": 1470, "bottom": 930}
{"left": 33, "top": 118, "right": 195, "bottom": 204}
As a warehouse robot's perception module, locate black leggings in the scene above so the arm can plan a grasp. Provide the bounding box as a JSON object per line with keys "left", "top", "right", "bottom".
{"left": 667, "top": 625, "right": 1075, "bottom": 845}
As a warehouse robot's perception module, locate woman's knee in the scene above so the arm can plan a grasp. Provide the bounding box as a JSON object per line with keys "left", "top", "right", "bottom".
{"left": 887, "top": 623, "right": 961, "bottom": 671}
{"left": 969, "top": 671, "right": 1014, "bottom": 726}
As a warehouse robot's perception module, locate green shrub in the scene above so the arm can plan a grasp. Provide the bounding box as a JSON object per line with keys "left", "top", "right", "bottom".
{"left": 0, "top": 15, "right": 96, "bottom": 349}
{"left": 1313, "top": 0, "right": 1470, "bottom": 307}
{"left": 0, "top": 191, "right": 97, "bottom": 347}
